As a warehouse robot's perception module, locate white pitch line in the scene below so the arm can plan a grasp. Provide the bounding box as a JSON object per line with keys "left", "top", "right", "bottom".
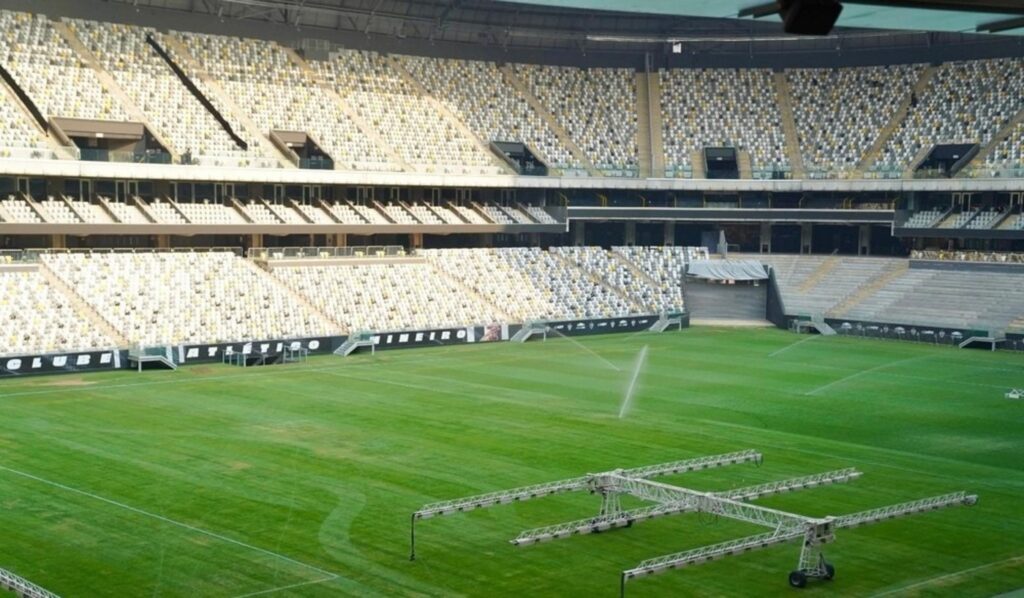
{"left": 871, "top": 555, "right": 1024, "bottom": 597}
{"left": 804, "top": 354, "right": 934, "bottom": 396}
{"left": 767, "top": 335, "right": 818, "bottom": 358}
{"left": 231, "top": 575, "right": 340, "bottom": 598}
{"left": 0, "top": 464, "right": 340, "bottom": 580}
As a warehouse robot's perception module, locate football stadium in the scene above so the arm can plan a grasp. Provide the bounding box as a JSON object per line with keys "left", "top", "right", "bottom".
{"left": 0, "top": 0, "right": 1023, "bottom": 596}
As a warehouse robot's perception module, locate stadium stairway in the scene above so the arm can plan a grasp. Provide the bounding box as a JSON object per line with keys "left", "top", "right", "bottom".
{"left": 827, "top": 260, "right": 909, "bottom": 318}
{"left": 283, "top": 48, "right": 410, "bottom": 172}
{"left": 244, "top": 258, "right": 345, "bottom": 334}
{"left": 428, "top": 262, "right": 515, "bottom": 322}
{"left": 610, "top": 250, "right": 670, "bottom": 312}
{"left": 796, "top": 256, "right": 839, "bottom": 293}
{"left": 856, "top": 64, "right": 938, "bottom": 177}
{"left": 965, "top": 103, "right": 1024, "bottom": 171}
{"left": 690, "top": 150, "right": 706, "bottom": 178}
{"left": 645, "top": 71, "right": 666, "bottom": 177}
{"left": 161, "top": 34, "right": 292, "bottom": 168}
{"left": 773, "top": 71, "right": 806, "bottom": 179}
{"left": 391, "top": 56, "right": 513, "bottom": 175}
{"left": 737, "top": 150, "right": 753, "bottom": 179}
{"left": 497, "top": 64, "right": 601, "bottom": 177}
{"left": 0, "top": 73, "right": 74, "bottom": 160}
{"left": 37, "top": 260, "right": 130, "bottom": 346}
{"left": 549, "top": 249, "right": 645, "bottom": 313}
{"left": 52, "top": 20, "right": 179, "bottom": 161}
{"left": 635, "top": 72, "right": 653, "bottom": 178}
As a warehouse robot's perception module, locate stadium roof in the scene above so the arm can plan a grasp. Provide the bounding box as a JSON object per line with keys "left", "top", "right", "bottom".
{"left": 503, "top": 1, "right": 1024, "bottom": 35}
{"left": 27, "top": 0, "right": 1024, "bottom": 61}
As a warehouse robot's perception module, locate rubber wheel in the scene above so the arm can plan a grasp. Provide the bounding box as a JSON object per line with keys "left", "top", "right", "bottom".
{"left": 789, "top": 571, "right": 807, "bottom": 588}
{"left": 824, "top": 563, "right": 835, "bottom": 580}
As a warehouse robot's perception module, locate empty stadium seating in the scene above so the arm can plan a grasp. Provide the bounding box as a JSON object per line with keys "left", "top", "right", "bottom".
{"left": 176, "top": 31, "right": 396, "bottom": 172}
{"left": 0, "top": 268, "right": 115, "bottom": 355}
{"left": 313, "top": 49, "right": 500, "bottom": 174}
{"left": 838, "top": 266, "right": 1024, "bottom": 332}
{"left": 1, "top": 12, "right": 129, "bottom": 124}
{"left": 512, "top": 64, "right": 638, "bottom": 174}
{"left": 402, "top": 56, "right": 578, "bottom": 171}
{"left": 661, "top": 68, "right": 787, "bottom": 176}
{"left": 875, "top": 58, "right": 1024, "bottom": 174}
{"left": 42, "top": 251, "right": 333, "bottom": 346}
{"left": 272, "top": 261, "right": 502, "bottom": 332}
{"left": 787, "top": 65, "right": 922, "bottom": 177}
{"left": 69, "top": 19, "right": 270, "bottom": 167}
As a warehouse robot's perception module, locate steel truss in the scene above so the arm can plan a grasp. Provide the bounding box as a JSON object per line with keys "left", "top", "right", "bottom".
{"left": 0, "top": 568, "right": 60, "bottom": 598}
{"left": 408, "top": 450, "right": 977, "bottom": 592}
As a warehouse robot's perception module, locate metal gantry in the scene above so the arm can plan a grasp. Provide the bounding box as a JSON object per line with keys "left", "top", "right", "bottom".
{"left": 409, "top": 450, "right": 977, "bottom": 593}
{"left": 0, "top": 568, "right": 61, "bottom": 598}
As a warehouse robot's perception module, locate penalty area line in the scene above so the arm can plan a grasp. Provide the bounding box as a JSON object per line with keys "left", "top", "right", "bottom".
{"left": 804, "top": 354, "right": 934, "bottom": 396}
{"left": 231, "top": 574, "right": 340, "bottom": 598}
{"left": 767, "top": 335, "right": 818, "bottom": 358}
{"left": 871, "top": 555, "right": 1024, "bottom": 597}
{"left": 0, "top": 464, "right": 341, "bottom": 580}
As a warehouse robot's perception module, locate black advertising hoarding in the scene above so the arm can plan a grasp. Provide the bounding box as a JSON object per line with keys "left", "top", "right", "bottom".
{"left": 175, "top": 336, "right": 337, "bottom": 364}
{"left": 0, "top": 348, "right": 123, "bottom": 377}
{"left": 546, "top": 315, "right": 658, "bottom": 336}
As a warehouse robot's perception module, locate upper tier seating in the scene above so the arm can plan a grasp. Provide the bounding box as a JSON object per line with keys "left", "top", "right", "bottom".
{"left": 70, "top": 19, "right": 270, "bottom": 167}
{"left": 147, "top": 198, "right": 185, "bottom": 224}
{"left": 42, "top": 251, "right": 333, "bottom": 346}
{"left": 0, "top": 87, "right": 52, "bottom": 159}
{"left": 326, "top": 203, "right": 368, "bottom": 224}
{"left": 105, "top": 199, "right": 149, "bottom": 224}
{"left": 402, "top": 55, "right": 577, "bottom": 171}
{"left": 0, "top": 269, "right": 115, "bottom": 355}
{"left": 313, "top": 49, "right": 500, "bottom": 174}
{"left": 903, "top": 209, "right": 945, "bottom": 228}
{"left": 661, "top": 68, "right": 787, "bottom": 176}
{"left": 0, "top": 12, "right": 128, "bottom": 123}
{"left": 986, "top": 120, "right": 1024, "bottom": 176}
{"left": 525, "top": 206, "right": 557, "bottom": 224}
{"left": 176, "top": 200, "right": 246, "bottom": 224}
{"left": 68, "top": 199, "right": 115, "bottom": 223}
{"left": 787, "top": 65, "right": 922, "bottom": 177}
{"left": 875, "top": 58, "right": 1024, "bottom": 174}
{"left": 177, "top": 32, "right": 396, "bottom": 172}
{"left": 273, "top": 261, "right": 502, "bottom": 332}
{"left": 512, "top": 64, "right": 638, "bottom": 174}
{"left": 0, "top": 195, "right": 41, "bottom": 223}
{"left": 40, "top": 197, "right": 81, "bottom": 223}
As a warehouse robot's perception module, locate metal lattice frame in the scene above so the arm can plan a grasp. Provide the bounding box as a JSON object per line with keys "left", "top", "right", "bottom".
{"left": 410, "top": 450, "right": 977, "bottom": 593}
{"left": 0, "top": 568, "right": 60, "bottom": 598}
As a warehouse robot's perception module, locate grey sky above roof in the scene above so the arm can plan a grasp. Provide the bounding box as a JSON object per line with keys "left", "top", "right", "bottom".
{"left": 496, "top": 0, "right": 1024, "bottom": 35}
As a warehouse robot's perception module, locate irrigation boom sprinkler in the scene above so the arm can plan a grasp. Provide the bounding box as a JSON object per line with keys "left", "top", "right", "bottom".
{"left": 409, "top": 449, "right": 977, "bottom": 593}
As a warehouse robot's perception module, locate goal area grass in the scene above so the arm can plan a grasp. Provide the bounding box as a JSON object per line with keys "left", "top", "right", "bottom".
{"left": 0, "top": 327, "right": 1021, "bottom": 597}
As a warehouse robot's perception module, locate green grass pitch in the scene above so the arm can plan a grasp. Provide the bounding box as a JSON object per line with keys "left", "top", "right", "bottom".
{"left": 0, "top": 327, "right": 1022, "bottom": 597}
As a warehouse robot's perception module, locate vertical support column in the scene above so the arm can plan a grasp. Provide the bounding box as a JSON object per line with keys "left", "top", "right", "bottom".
{"left": 800, "top": 223, "right": 813, "bottom": 255}
{"left": 624, "top": 222, "right": 637, "bottom": 246}
{"left": 759, "top": 222, "right": 772, "bottom": 254}
{"left": 50, "top": 234, "right": 66, "bottom": 249}
{"left": 155, "top": 234, "right": 171, "bottom": 249}
{"left": 410, "top": 232, "right": 423, "bottom": 250}
{"left": 572, "top": 221, "right": 586, "bottom": 246}
{"left": 858, "top": 224, "right": 871, "bottom": 256}
{"left": 251, "top": 233, "right": 263, "bottom": 249}
{"left": 663, "top": 221, "right": 675, "bottom": 246}
{"left": 334, "top": 233, "right": 348, "bottom": 247}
